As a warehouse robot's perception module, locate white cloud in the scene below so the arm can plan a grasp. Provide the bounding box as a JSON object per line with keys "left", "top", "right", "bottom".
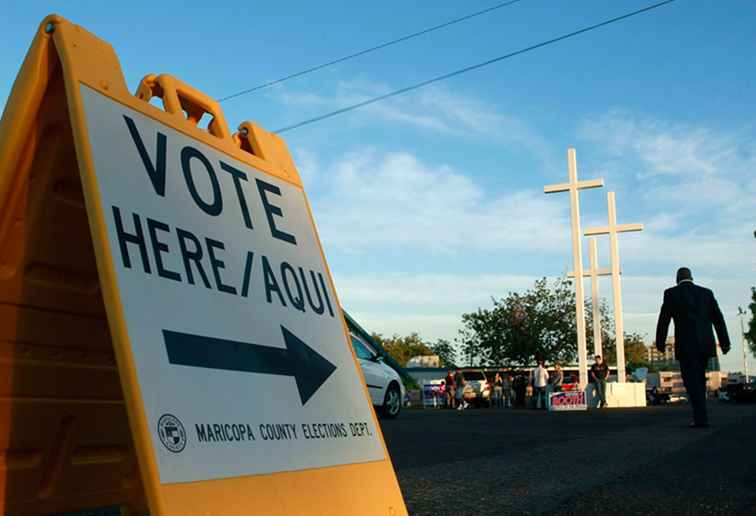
{"left": 336, "top": 271, "right": 753, "bottom": 372}
{"left": 578, "top": 110, "right": 756, "bottom": 216}
{"left": 336, "top": 272, "right": 538, "bottom": 308}
{"left": 285, "top": 105, "right": 753, "bottom": 373}
{"left": 346, "top": 312, "right": 464, "bottom": 343}
{"left": 291, "top": 147, "right": 319, "bottom": 186}
{"left": 618, "top": 226, "right": 753, "bottom": 271}
{"left": 277, "top": 81, "right": 554, "bottom": 164}
{"left": 335, "top": 272, "right": 543, "bottom": 344}
{"left": 578, "top": 110, "right": 752, "bottom": 178}
{"left": 578, "top": 110, "right": 756, "bottom": 280}
{"left": 308, "top": 148, "right": 569, "bottom": 253}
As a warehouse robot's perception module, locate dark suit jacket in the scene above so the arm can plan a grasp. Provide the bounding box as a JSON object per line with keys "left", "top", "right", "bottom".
{"left": 655, "top": 280, "right": 730, "bottom": 359}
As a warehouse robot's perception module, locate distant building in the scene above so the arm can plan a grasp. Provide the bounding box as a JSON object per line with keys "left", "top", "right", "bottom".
{"left": 406, "top": 355, "right": 441, "bottom": 368}
{"left": 648, "top": 337, "right": 675, "bottom": 363}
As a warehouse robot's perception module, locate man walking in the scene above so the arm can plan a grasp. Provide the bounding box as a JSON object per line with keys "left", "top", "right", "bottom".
{"left": 590, "top": 356, "right": 609, "bottom": 408}
{"left": 656, "top": 267, "right": 730, "bottom": 427}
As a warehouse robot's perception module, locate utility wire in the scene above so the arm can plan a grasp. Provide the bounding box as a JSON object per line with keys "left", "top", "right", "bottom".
{"left": 218, "top": 0, "right": 525, "bottom": 102}
{"left": 274, "top": 0, "right": 675, "bottom": 134}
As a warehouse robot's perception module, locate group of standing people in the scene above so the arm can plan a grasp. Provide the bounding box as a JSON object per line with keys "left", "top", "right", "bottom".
{"left": 443, "top": 369, "right": 470, "bottom": 410}
{"left": 533, "top": 356, "right": 609, "bottom": 409}
{"left": 435, "top": 267, "right": 731, "bottom": 427}
{"left": 529, "top": 360, "right": 566, "bottom": 409}
{"left": 442, "top": 363, "right": 570, "bottom": 410}
{"left": 490, "top": 372, "right": 513, "bottom": 408}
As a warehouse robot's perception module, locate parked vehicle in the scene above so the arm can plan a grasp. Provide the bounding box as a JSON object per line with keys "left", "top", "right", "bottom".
{"left": 349, "top": 333, "right": 405, "bottom": 418}
{"left": 461, "top": 370, "right": 491, "bottom": 407}
{"left": 726, "top": 382, "right": 756, "bottom": 404}
{"left": 559, "top": 373, "right": 580, "bottom": 391}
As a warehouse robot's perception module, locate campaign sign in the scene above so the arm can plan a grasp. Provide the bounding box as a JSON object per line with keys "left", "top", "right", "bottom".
{"left": 422, "top": 382, "right": 443, "bottom": 408}
{"left": 80, "top": 85, "right": 384, "bottom": 483}
{"left": 548, "top": 391, "right": 588, "bottom": 411}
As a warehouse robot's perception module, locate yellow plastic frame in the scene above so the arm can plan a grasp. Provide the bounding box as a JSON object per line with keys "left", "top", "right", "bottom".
{"left": 0, "top": 14, "right": 407, "bottom": 516}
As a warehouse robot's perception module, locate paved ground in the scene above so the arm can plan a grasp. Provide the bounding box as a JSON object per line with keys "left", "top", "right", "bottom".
{"left": 379, "top": 403, "right": 756, "bottom": 516}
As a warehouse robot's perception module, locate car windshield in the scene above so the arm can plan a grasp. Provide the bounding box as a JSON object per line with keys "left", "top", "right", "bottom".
{"left": 350, "top": 335, "right": 375, "bottom": 361}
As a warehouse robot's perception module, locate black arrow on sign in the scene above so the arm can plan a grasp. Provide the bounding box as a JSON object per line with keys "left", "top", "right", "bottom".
{"left": 163, "top": 326, "right": 337, "bottom": 405}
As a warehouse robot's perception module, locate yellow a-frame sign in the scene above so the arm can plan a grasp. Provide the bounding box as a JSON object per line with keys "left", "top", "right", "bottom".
{"left": 0, "top": 15, "right": 407, "bottom": 516}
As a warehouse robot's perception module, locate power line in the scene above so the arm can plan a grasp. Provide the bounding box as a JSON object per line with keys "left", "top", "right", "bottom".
{"left": 274, "top": 0, "right": 675, "bottom": 134}
{"left": 218, "top": 0, "right": 525, "bottom": 102}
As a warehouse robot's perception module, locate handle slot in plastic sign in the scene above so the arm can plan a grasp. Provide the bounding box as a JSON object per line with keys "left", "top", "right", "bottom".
{"left": 135, "top": 73, "right": 231, "bottom": 140}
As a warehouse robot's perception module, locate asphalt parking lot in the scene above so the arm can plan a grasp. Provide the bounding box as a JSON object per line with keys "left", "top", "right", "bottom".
{"left": 379, "top": 403, "right": 756, "bottom": 516}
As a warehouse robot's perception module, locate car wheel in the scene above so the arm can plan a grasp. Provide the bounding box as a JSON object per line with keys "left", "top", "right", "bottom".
{"left": 381, "top": 382, "right": 401, "bottom": 419}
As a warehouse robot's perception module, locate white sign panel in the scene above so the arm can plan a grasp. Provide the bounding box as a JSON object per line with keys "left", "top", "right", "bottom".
{"left": 80, "top": 85, "right": 385, "bottom": 483}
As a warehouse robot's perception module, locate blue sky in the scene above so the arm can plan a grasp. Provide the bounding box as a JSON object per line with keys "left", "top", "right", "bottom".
{"left": 3, "top": 1, "right": 755, "bottom": 372}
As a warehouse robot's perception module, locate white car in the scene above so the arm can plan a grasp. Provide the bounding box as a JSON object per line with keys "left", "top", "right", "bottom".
{"left": 349, "top": 333, "right": 405, "bottom": 418}
{"left": 461, "top": 370, "right": 491, "bottom": 407}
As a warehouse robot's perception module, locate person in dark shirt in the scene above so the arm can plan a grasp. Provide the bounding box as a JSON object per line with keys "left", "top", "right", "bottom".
{"left": 590, "top": 355, "right": 609, "bottom": 408}
{"left": 502, "top": 374, "right": 513, "bottom": 408}
{"left": 551, "top": 362, "right": 564, "bottom": 393}
{"left": 444, "top": 370, "right": 456, "bottom": 409}
{"left": 655, "top": 267, "right": 730, "bottom": 427}
{"left": 514, "top": 374, "right": 527, "bottom": 407}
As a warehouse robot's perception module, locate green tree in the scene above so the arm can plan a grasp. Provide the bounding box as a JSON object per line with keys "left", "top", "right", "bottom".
{"left": 585, "top": 297, "right": 615, "bottom": 358}
{"left": 603, "top": 331, "right": 650, "bottom": 371}
{"left": 457, "top": 278, "right": 578, "bottom": 367}
{"left": 746, "top": 287, "right": 756, "bottom": 357}
{"left": 429, "top": 338, "right": 458, "bottom": 368}
{"left": 371, "top": 332, "right": 432, "bottom": 367}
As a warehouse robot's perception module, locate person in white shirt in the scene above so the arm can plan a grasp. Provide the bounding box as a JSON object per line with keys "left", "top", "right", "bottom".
{"left": 530, "top": 359, "right": 549, "bottom": 409}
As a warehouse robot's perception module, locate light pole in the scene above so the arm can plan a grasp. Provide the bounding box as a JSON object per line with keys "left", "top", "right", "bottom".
{"left": 738, "top": 307, "right": 749, "bottom": 383}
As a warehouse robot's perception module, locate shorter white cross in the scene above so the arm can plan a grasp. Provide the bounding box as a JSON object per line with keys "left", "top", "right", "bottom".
{"left": 568, "top": 237, "right": 612, "bottom": 358}
{"left": 584, "top": 192, "right": 643, "bottom": 383}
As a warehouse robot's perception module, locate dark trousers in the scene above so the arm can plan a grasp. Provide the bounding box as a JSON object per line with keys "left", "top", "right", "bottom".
{"left": 533, "top": 387, "right": 547, "bottom": 409}
{"left": 680, "top": 353, "right": 710, "bottom": 425}
{"left": 446, "top": 387, "right": 456, "bottom": 409}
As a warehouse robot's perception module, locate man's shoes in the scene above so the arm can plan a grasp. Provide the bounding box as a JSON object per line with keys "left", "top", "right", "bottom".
{"left": 689, "top": 421, "right": 710, "bottom": 428}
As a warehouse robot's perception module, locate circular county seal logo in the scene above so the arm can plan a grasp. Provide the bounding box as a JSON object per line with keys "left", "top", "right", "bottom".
{"left": 157, "top": 414, "right": 186, "bottom": 453}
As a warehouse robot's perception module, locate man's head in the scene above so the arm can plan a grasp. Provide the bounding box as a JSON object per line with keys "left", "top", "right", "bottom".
{"left": 676, "top": 267, "right": 693, "bottom": 284}
{"left": 595, "top": 355, "right": 603, "bottom": 364}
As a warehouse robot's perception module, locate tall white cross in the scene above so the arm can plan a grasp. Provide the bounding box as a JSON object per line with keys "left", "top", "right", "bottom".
{"left": 544, "top": 149, "right": 604, "bottom": 388}
{"left": 568, "top": 237, "right": 612, "bottom": 358}
{"left": 585, "top": 191, "right": 643, "bottom": 383}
